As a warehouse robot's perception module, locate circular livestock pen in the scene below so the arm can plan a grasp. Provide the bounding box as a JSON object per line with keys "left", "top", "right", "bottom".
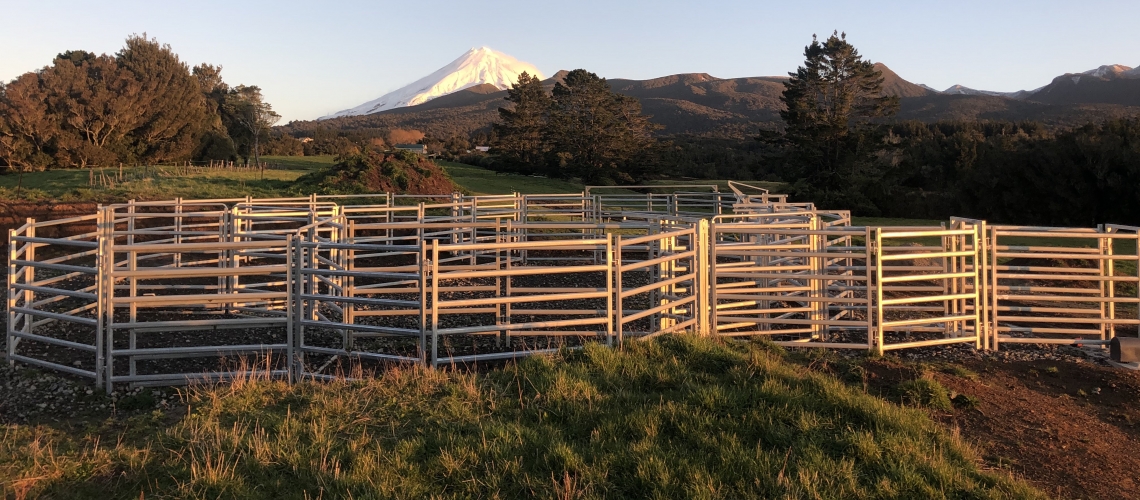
{"left": 7, "top": 183, "right": 1139, "bottom": 390}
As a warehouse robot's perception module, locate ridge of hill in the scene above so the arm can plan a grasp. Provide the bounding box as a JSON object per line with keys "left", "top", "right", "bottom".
{"left": 292, "top": 63, "right": 1140, "bottom": 139}
{"left": 874, "top": 63, "right": 936, "bottom": 98}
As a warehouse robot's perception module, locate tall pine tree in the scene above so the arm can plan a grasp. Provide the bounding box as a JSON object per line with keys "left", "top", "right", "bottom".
{"left": 491, "top": 71, "right": 549, "bottom": 173}
{"left": 780, "top": 32, "right": 898, "bottom": 211}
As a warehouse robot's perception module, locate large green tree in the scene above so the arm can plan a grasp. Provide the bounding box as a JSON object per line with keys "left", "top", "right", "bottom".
{"left": 223, "top": 85, "right": 281, "bottom": 170}
{"left": 116, "top": 34, "right": 209, "bottom": 164}
{"left": 491, "top": 71, "right": 549, "bottom": 171}
{"left": 192, "top": 63, "right": 238, "bottom": 160}
{"left": 779, "top": 32, "right": 898, "bottom": 210}
{"left": 0, "top": 73, "right": 58, "bottom": 173}
{"left": 0, "top": 35, "right": 266, "bottom": 173}
{"left": 40, "top": 50, "right": 141, "bottom": 169}
{"left": 545, "top": 69, "right": 657, "bottom": 184}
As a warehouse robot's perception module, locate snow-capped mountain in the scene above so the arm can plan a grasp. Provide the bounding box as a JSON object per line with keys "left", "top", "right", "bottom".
{"left": 320, "top": 47, "right": 543, "bottom": 119}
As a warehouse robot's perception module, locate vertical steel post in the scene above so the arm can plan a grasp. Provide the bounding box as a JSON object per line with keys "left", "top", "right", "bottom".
{"left": 430, "top": 241, "right": 440, "bottom": 367}
{"left": 21, "top": 221, "right": 35, "bottom": 359}
{"left": 974, "top": 221, "right": 986, "bottom": 350}
{"left": 7, "top": 227, "right": 20, "bottom": 368}
{"left": 875, "top": 228, "right": 885, "bottom": 355}
{"left": 606, "top": 234, "right": 615, "bottom": 347}
{"left": 174, "top": 197, "right": 183, "bottom": 268}
{"left": 346, "top": 219, "right": 356, "bottom": 351}
{"left": 615, "top": 234, "right": 624, "bottom": 346}
{"left": 697, "top": 219, "right": 710, "bottom": 335}
{"left": 864, "top": 226, "right": 874, "bottom": 351}
{"left": 104, "top": 206, "right": 116, "bottom": 393}
{"left": 418, "top": 240, "right": 428, "bottom": 364}
{"left": 286, "top": 234, "right": 295, "bottom": 383}
{"left": 94, "top": 209, "right": 106, "bottom": 387}
{"left": 707, "top": 220, "right": 719, "bottom": 337}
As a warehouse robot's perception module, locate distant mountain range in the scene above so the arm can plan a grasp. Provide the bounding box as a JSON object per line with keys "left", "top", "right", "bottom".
{"left": 304, "top": 49, "right": 1140, "bottom": 138}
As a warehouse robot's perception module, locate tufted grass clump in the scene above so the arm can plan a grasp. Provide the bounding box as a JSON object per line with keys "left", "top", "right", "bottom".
{"left": 897, "top": 377, "right": 955, "bottom": 411}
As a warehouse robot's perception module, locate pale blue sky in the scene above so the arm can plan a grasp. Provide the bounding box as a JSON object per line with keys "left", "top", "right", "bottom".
{"left": 3, "top": 0, "right": 1138, "bottom": 122}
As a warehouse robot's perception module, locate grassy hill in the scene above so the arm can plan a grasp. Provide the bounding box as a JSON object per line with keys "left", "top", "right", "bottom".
{"left": 0, "top": 336, "right": 1042, "bottom": 499}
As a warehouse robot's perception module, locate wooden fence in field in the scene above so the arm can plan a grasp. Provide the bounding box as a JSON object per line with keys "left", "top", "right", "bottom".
{"left": 7, "top": 187, "right": 1139, "bottom": 389}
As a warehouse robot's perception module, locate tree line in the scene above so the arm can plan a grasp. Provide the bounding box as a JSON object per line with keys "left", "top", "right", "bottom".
{"left": 0, "top": 35, "right": 279, "bottom": 178}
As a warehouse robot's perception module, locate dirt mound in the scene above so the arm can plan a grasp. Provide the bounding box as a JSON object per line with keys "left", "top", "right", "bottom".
{"left": 297, "top": 150, "right": 459, "bottom": 195}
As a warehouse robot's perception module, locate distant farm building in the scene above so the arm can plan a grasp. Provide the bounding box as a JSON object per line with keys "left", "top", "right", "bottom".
{"left": 395, "top": 144, "right": 427, "bottom": 154}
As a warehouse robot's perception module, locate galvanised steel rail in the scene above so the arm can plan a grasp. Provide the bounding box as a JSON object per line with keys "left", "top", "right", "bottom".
{"left": 6, "top": 191, "right": 1138, "bottom": 389}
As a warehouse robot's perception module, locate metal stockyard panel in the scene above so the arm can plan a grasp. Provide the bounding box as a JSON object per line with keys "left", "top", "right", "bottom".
{"left": 710, "top": 214, "right": 873, "bottom": 349}
{"left": 873, "top": 226, "right": 982, "bottom": 353}
{"left": 989, "top": 225, "right": 1140, "bottom": 348}
{"left": 8, "top": 215, "right": 103, "bottom": 384}
{"left": 5, "top": 192, "right": 1138, "bottom": 389}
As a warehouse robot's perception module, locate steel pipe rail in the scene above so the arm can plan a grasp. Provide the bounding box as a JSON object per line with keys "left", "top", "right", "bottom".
{"left": 6, "top": 192, "right": 1138, "bottom": 389}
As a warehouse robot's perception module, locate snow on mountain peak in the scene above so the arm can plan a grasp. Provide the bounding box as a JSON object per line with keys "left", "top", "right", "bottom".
{"left": 320, "top": 47, "right": 543, "bottom": 119}
{"left": 1080, "top": 64, "right": 1134, "bottom": 79}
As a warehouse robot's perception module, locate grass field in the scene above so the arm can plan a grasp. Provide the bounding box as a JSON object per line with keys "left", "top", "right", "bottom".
{"left": 0, "top": 156, "right": 338, "bottom": 202}
{"left": 436, "top": 161, "right": 586, "bottom": 195}
{"left": 0, "top": 336, "right": 1042, "bottom": 499}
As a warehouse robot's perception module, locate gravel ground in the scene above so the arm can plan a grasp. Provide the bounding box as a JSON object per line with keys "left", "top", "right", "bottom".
{"left": 0, "top": 363, "right": 179, "bottom": 424}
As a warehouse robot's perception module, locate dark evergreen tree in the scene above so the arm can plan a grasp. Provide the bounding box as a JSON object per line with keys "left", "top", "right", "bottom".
{"left": 0, "top": 73, "right": 58, "bottom": 173}
{"left": 779, "top": 31, "right": 899, "bottom": 210}
{"left": 545, "top": 69, "right": 657, "bottom": 184}
{"left": 491, "top": 71, "right": 549, "bottom": 173}
{"left": 40, "top": 51, "right": 141, "bottom": 169}
{"left": 0, "top": 35, "right": 268, "bottom": 170}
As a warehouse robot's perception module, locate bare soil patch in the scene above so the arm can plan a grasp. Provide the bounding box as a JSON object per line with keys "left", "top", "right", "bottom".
{"left": 862, "top": 357, "right": 1140, "bottom": 500}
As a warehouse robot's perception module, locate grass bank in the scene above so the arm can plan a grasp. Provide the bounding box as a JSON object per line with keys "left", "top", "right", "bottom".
{"left": 1, "top": 336, "right": 1040, "bottom": 499}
